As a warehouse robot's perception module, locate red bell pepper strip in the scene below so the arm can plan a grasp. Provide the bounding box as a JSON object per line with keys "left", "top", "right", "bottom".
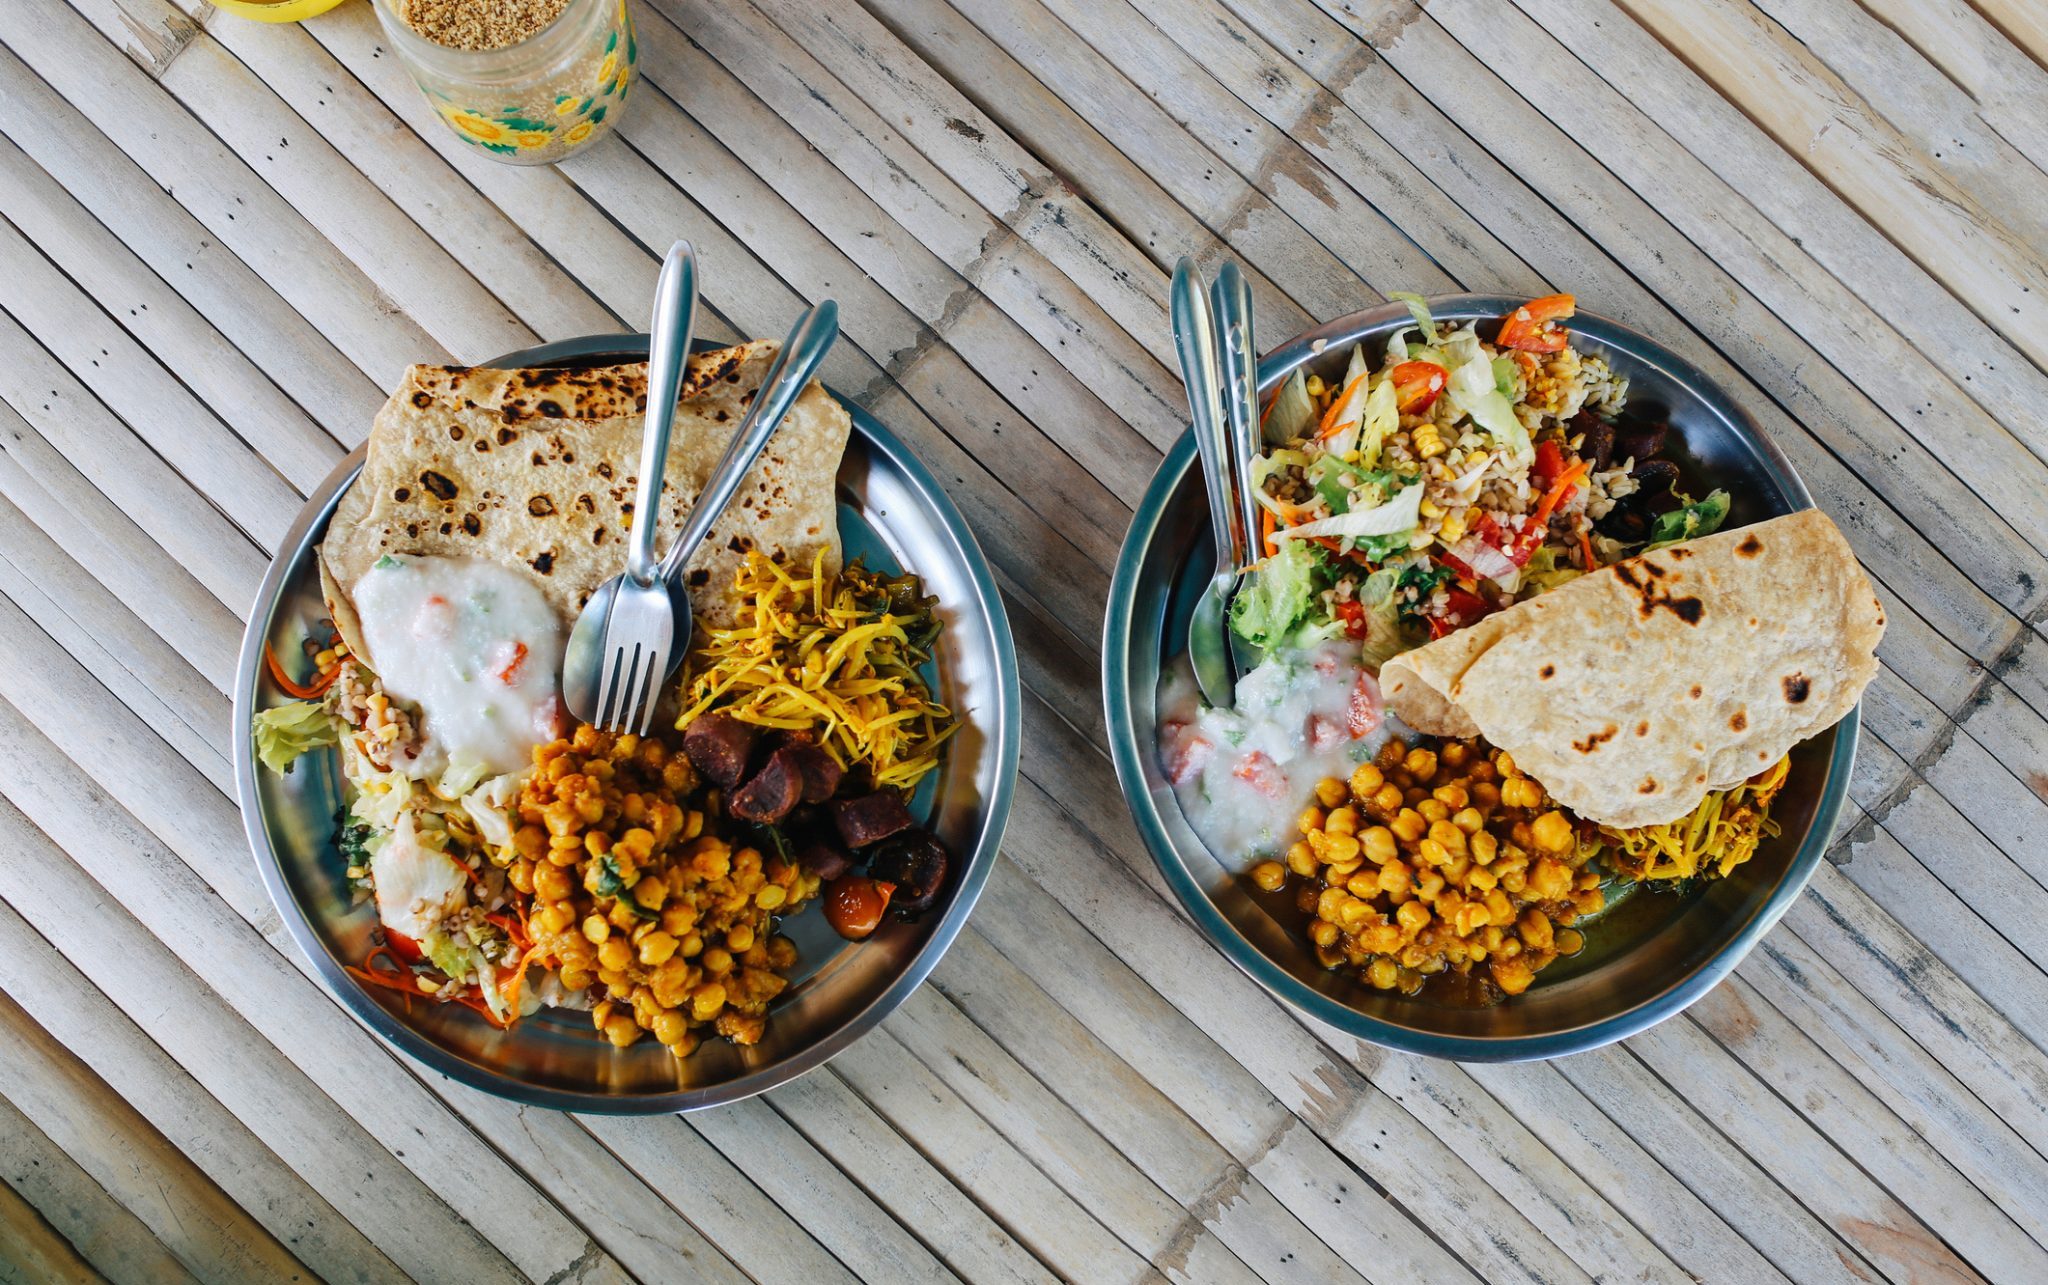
{"left": 1497, "top": 294, "right": 1575, "bottom": 353}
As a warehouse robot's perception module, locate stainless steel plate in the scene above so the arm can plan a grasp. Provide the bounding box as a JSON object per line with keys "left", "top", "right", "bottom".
{"left": 234, "top": 335, "right": 1019, "bottom": 1112}
{"left": 1104, "top": 296, "right": 1857, "bottom": 1062}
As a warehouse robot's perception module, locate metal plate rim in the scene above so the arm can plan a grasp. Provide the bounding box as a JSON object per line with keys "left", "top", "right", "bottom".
{"left": 234, "top": 333, "right": 1020, "bottom": 1113}
{"left": 1101, "top": 296, "right": 1858, "bottom": 1062}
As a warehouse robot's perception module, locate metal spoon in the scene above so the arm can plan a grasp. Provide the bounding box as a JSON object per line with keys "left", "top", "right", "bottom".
{"left": 1170, "top": 257, "right": 1251, "bottom": 710}
{"left": 1211, "top": 261, "right": 1265, "bottom": 682}
{"left": 563, "top": 240, "right": 699, "bottom": 732}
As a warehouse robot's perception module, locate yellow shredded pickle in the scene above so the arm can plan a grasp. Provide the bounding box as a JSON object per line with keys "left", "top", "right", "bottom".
{"left": 1600, "top": 756, "right": 1790, "bottom": 883}
{"left": 676, "top": 549, "right": 957, "bottom": 792}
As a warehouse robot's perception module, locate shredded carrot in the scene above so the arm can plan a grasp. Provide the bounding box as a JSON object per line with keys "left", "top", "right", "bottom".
{"left": 1315, "top": 373, "right": 1368, "bottom": 440}
{"left": 1260, "top": 508, "right": 1278, "bottom": 558}
{"left": 1577, "top": 527, "right": 1597, "bottom": 571}
{"left": 451, "top": 988, "right": 510, "bottom": 1029}
{"left": 265, "top": 642, "right": 338, "bottom": 699}
{"left": 497, "top": 942, "right": 545, "bottom": 1014}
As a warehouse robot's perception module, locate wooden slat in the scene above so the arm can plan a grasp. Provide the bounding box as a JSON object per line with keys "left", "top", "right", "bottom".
{"left": 0, "top": 1092, "right": 191, "bottom": 1285}
{"left": 3, "top": 1, "right": 2046, "bottom": 1281}
{"left": 0, "top": 991, "right": 309, "bottom": 1285}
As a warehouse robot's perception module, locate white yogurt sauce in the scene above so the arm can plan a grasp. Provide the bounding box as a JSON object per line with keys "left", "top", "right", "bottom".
{"left": 353, "top": 554, "right": 565, "bottom": 781}
{"left": 1158, "top": 640, "right": 1401, "bottom": 870}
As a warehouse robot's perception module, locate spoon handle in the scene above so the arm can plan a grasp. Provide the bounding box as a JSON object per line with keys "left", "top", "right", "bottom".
{"left": 627, "top": 241, "right": 698, "bottom": 587}
{"left": 1211, "top": 262, "right": 1264, "bottom": 565}
{"left": 658, "top": 299, "right": 840, "bottom": 584}
{"left": 1170, "top": 258, "right": 1248, "bottom": 580}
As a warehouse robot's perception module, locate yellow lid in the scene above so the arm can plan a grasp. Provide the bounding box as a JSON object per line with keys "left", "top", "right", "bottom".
{"left": 211, "top": 0, "right": 349, "bottom": 22}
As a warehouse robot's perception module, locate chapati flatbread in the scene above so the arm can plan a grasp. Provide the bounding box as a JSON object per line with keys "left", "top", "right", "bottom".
{"left": 319, "top": 342, "right": 848, "bottom": 668}
{"left": 1380, "top": 510, "right": 1884, "bottom": 828}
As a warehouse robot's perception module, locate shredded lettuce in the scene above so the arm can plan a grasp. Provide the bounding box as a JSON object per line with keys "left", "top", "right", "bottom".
{"left": 1389, "top": 292, "right": 1440, "bottom": 346}
{"left": 422, "top": 928, "right": 479, "bottom": 983}
{"left": 1318, "top": 346, "right": 1373, "bottom": 457}
{"left": 1443, "top": 327, "right": 1532, "bottom": 465}
{"left": 1308, "top": 454, "right": 1354, "bottom": 515}
{"left": 1355, "top": 569, "right": 1419, "bottom": 671}
{"left": 1522, "top": 545, "right": 1585, "bottom": 596}
{"left": 1248, "top": 448, "right": 1316, "bottom": 521}
{"left": 436, "top": 752, "right": 492, "bottom": 802}
{"left": 1647, "top": 490, "right": 1731, "bottom": 549}
{"left": 1230, "top": 540, "right": 1327, "bottom": 651}
{"left": 1263, "top": 368, "right": 1316, "bottom": 444}
{"left": 1357, "top": 373, "right": 1398, "bottom": 470}
{"left": 253, "top": 700, "right": 340, "bottom": 775}
{"left": 1276, "top": 483, "right": 1423, "bottom": 545}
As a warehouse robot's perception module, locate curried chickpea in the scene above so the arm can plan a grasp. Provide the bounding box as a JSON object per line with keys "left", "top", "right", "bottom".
{"left": 1251, "top": 860, "right": 1288, "bottom": 892}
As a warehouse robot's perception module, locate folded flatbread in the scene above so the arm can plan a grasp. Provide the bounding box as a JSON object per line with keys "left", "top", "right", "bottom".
{"left": 1381, "top": 510, "right": 1884, "bottom": 828}
{"left": 319, "top": 342, "right": 848, "bottom": 665}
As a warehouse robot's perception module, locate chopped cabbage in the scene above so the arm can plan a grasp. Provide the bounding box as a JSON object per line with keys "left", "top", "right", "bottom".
{"left": 252, "top": 700, "right": 340, "bottom": 775}
{"left": 423, "top": 927, "right": 480, "bottom": 984}
{"left": 1248, "top": 449, "right": 1316, "bottom": 522}
{"left": 436, "top": 752, "right": 492, "bottom": 802}
{"left": 461, "top": 772, "right": 528, "bottom": 850}
{"left": 1263, "top": 368, "right": 1316, "bottom": 444}
{"left": 1317, "top": 347, "right": 1372, "bottom": 457}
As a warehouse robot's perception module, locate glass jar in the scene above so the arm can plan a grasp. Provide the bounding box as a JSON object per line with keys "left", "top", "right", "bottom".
{"left": 373, "top": 0, "right": 636, "bottom": 166}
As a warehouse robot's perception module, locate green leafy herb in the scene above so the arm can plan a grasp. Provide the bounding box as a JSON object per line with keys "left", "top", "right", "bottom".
{"left": 1646, "top": 489, "right": 1731, "bottom": 549}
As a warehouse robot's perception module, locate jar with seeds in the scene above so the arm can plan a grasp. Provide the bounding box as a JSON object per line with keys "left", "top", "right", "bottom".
{"left": 374, "top": 0, "right": 636, "bottom": 166}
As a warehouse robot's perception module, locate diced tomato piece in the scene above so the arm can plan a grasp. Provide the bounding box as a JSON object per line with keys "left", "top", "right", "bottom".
{"left": 1531, "top": 440, "right": 1567, "bottom": 493}
{"left": 1232, "top": 752, "right": 1287, "bottom": 799}
{"left": 383, "top": 931, "right": 424, "bottom": 963}
{"left": 1428, "top": 587, "right": 1497, "bottom": 640}
{"left": 1497, "top": 293, "right": 1575, "bottom": 353}
{"left": 1333, "top": 598, "right": 1369, "bottom": 641}
{"left": 1164, "top": 732, "right": 1214, "bottom": 785}
{"left": 1310, "top": 716, "right": 1346, "bottom": 752}
{"left": 1347, "top": 670, "right": 1383, "bottom": 739}
{"left": 1388, "top": 360, "right": 1449, "bottom": 414}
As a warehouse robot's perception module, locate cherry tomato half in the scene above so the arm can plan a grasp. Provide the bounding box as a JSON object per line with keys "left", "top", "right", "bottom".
{"left": 824, "top": 875, "right": 897, "bottom": 940}
{"left": 1497, "top": 293, "right": 1575, "bottom": 353}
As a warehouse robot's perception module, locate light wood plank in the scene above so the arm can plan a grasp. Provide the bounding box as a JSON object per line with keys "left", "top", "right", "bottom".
{"left": 0, "top": 894, "right": 406, "bottom": 1285}
{"left": 0, "top": 1171, "right": 105, "bottom": 1285}
{"left": 1613, "top": 0, "right": 2048, "bottom": 367}
{"left": 0, "top": 1091, "right": 195, "bottom": 1285}
{"left": 0, "top": 991, "right": 310, "bottom": 1285}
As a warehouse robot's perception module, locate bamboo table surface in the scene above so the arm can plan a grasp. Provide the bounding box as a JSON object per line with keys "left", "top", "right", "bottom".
{"left": 2, "top": 0, "right": 2047, "bottom": 1280}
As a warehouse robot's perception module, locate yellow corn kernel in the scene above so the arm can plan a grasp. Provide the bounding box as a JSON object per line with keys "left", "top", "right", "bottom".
{"left": 1418, "top": 496, "right": 1443, "bottom": 519}
{"left": 1437, "top": 510, "right": 1466, "bottom": 544}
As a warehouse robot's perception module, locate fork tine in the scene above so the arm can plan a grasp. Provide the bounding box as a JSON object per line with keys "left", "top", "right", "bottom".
{"left": 631, "top": 647, "right": 662, "bottom": 736}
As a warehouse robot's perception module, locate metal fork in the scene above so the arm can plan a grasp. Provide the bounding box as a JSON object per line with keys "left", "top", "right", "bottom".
{"left": 564, "top": 239, "right": 698, "bottom": 733}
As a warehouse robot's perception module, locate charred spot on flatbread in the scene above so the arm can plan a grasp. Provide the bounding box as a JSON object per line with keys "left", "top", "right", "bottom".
{"left": 1539, "top": 664, "right": 1555, "bottom": 679}
{"left": 1614, "top": 559, "right": 1703, "bottom": 624}
{"left": 531, "top": 550, "right": 555, "bottom": 574}
{"left": 411, "top": 390, "right": 432, "bottom": 408}
{"left": 688, "top": 569, "right": 711, "bottom": 587}
{"left": 462, "top": 514, "right": 481, "bottom": 537}
{"left": 574, "top": 494, "right": 595, "bottom": 515}
{"left": 393, "top": 486, "right": 411, "bottom": 502}
{"left": 1573, "top": 726, "right": 1617, "bottom": 754}
{"left": 596, "top": 462, "right": 613, "bottom": 480}
{"left": 1635, "top": 722, "right": 1649, "bottom": 737}
{"left": 439, "top": 521, "right": 453, "bottom": 535}
{"left": 419, "top": 470, "right": 457, "bottom": 501}
{"left": 1638, "top": 777, "right": 1658, "bottom": 795}
{"left": 1784, "top": 674, "right": 1810, "bottom": 704}
{"left": 1668, "top": 547, "right": 1692, "bottom": 560}
{"left": 538, "top": 399, "right": 566, "bottom": 418}
{"left": 1689, "top": 685, "right": 1703, "bottom": 699}
{"left": 1737, "top": 534, "right": 1763, "bottom": 557}
{"left": 1730, "top": 710, "right": 1747, "bottom": 731}
{"left": 449, "top": 425, "right": 465, "bottom": 441}
{"left": 528, "top": 495, "right": 556, "bottom": 517}
{"left": 727, "top": 535, "right": 754, "bottom": 554}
